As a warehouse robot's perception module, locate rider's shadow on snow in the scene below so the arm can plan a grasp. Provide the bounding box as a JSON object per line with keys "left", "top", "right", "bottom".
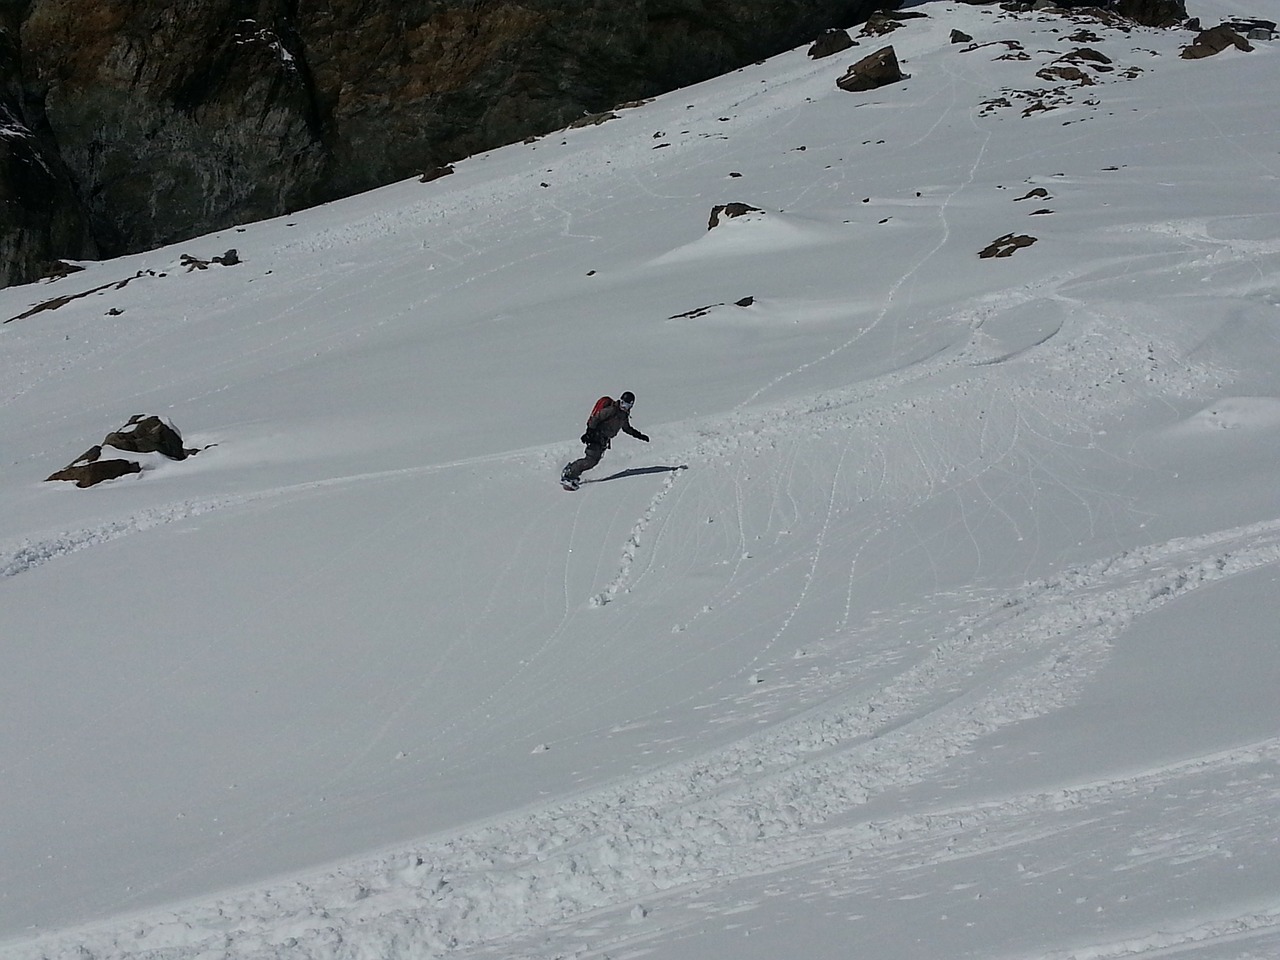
{"left": 585, "top": 464, "right": 688, "bottom": 485}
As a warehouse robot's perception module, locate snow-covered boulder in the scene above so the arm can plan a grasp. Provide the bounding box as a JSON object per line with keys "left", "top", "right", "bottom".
{"left": 708, "top": 202, "right": 763, "bottom": 230}
{"left": 46, "top": 415, "right": 196, "bottom": 488}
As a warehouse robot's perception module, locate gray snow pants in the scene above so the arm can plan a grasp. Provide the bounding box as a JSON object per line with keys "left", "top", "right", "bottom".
{"left": 563, "top": 443, "right": 607, "bottom": 481}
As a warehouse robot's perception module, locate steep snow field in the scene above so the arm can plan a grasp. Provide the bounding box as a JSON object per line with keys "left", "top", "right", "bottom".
{"left": 2, "top": 2, "right": 1279, "bottom": 957}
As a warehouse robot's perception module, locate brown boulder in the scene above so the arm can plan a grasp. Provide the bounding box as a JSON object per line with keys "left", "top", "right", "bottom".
{"left": 836, "top": 46, "right": 906, "bottom": 93}
{"left": 46, "top": 449, "right": 143, "bottom": 488}
{"left": 809, "top": 29, "right": 855, "bottom": 59}
{"left": 1036, "top": 65, "right": 1094, "bottom": 85}
{"left": 47, "top": 415, "right": 196, "bottom": 487}
{"left": 103, "top": 415, "right": 189, "bottom": 460}
{"left": 1182, "top": 25, "right": 1253, "bottom": 59}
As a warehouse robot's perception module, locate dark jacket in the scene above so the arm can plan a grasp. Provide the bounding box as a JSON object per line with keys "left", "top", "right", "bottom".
{"left": 583, "top": 402, "right": 645, "bottom": 447}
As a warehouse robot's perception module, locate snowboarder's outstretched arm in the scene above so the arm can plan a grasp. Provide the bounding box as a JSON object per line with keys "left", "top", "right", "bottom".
{"left": 608, "top": 405, "right": 649, "bottom": 442}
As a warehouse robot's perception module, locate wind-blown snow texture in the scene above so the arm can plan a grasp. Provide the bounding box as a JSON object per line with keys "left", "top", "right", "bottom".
{"left": 2, "top": 2, "right": 1279, "bottom": 957}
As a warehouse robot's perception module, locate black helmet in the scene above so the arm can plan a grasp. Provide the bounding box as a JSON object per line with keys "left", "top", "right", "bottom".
{"left": 620, "top": 391, "right": 636, "bottom": 405}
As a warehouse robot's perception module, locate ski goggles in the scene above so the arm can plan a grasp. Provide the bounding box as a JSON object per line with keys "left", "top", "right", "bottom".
{"left": 618, "top": 399, "right": 633, "bottom": 411}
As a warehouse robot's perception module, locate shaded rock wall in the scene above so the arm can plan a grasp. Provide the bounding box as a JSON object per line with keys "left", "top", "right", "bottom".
{"left": 0, "top": 4, "right": 96, "bottom": 287}
{"left": 5, "top": 0, "right": 879, "bottom": 286}
{"left": 1115, "top": 0, "right": 1187, "bottom": 29}
{"left": 24, "top": 0, "right": 327, "bottom": 260}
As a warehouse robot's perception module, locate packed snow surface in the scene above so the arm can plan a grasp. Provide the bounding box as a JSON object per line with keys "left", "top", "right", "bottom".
{"left": 2, "top": 2, "right": 1279, "bottom": 957}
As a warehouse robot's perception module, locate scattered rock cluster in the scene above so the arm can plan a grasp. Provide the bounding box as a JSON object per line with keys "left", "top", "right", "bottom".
{"left": 6, "top": 248, "right": 242, "bottom": 323}
{"left": 979, "top": 233, "right": 1038, "bottom": 259}
{"left": 180, "top": 249, "right": 241, "bottom": 271}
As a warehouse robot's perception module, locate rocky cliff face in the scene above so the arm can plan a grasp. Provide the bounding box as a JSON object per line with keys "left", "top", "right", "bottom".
{"left": 0, "top": 5, "right": 96, "bottom": 287}
{"left": 2, "top": 0, "right": 881, "bottom": 287}
{"left": 22, "top": 0, "right": 329, "bottom": 264}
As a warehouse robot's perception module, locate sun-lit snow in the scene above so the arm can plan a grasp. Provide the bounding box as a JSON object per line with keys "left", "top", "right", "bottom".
{"left": 2, "top": 2, "right": 1279, "bottom": 957}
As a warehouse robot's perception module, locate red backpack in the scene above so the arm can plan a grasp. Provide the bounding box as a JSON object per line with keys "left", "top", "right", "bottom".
{"left": 588, "top": 396, "right": 613, "bottom": 423}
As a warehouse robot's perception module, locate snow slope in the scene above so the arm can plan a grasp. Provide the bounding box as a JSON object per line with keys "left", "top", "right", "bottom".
{"left": 2, "top": 2, "right": 1279, "bottom": 957}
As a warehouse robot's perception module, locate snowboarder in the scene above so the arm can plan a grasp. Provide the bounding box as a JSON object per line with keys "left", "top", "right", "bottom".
{"left": 561, "top": 391, "right": 649, "bottom": 490}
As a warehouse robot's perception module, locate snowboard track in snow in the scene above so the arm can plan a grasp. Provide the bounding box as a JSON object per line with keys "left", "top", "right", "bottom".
{"left": 13, "top": 517, "right": 1280, "bottom": 959}
{"left": 0, "top": 449, "right": 538, "bottom": 584}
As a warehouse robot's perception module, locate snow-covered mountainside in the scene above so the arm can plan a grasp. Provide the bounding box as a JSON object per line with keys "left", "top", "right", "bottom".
{"left": 2, "top": 2, "right": 1278, "bottom": 957}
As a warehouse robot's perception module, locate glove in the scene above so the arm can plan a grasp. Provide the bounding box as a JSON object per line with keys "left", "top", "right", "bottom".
{"left": 636, "top": 432, "right": 650, "bottom": 443}
{"left": 580, "top": 431, "right": 593, "bottom": 445}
